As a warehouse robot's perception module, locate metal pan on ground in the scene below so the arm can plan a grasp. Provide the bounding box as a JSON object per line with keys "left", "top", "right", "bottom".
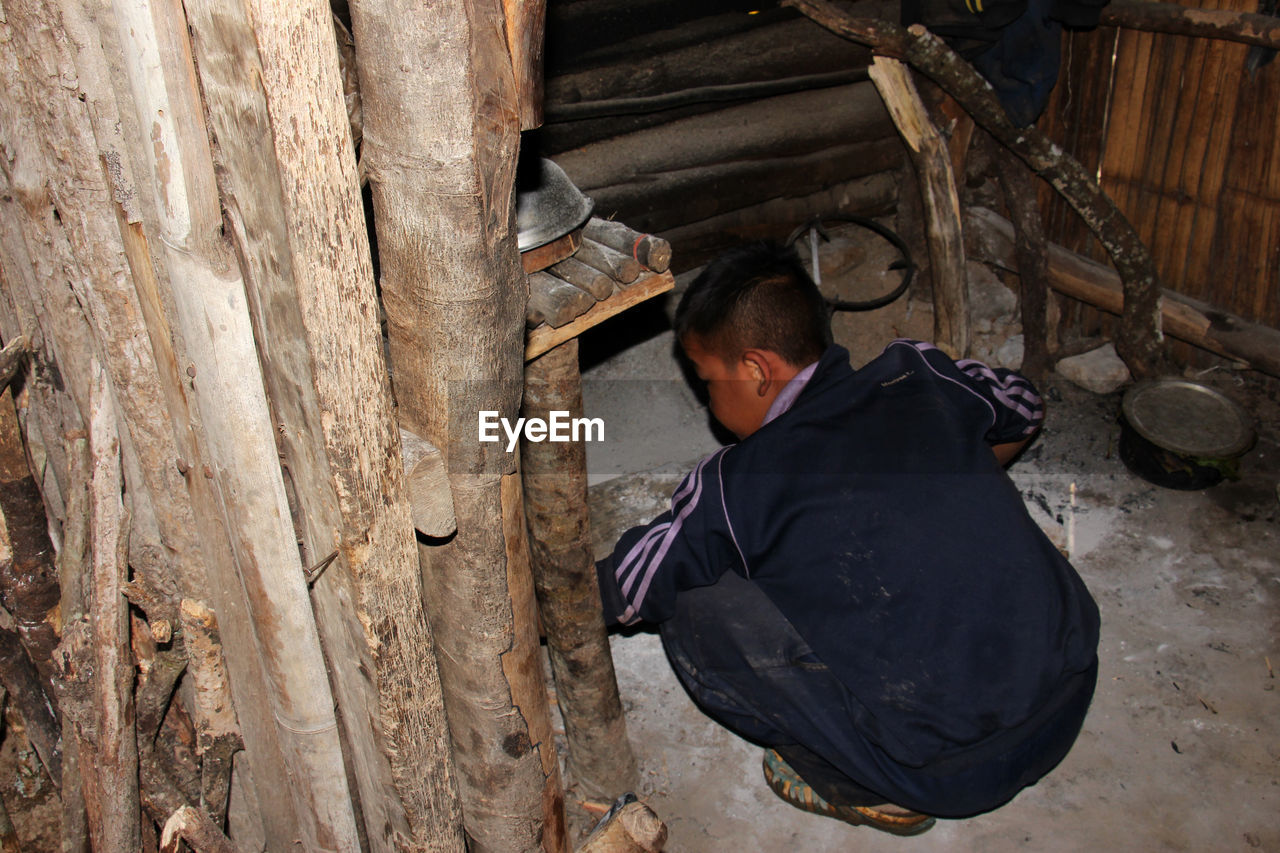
{"left": 1119, "top": 379, "right": 1256, "bottom": 490}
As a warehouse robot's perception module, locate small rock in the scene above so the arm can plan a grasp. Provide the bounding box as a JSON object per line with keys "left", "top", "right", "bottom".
{"left": 994, "top": 334, "right": 1025, "bottom": 370}
{"left": 1055, "top": 342, "right": 1132, "bottom": 394}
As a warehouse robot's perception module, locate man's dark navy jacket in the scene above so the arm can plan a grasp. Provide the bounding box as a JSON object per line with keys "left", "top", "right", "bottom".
{"left": 598, "top": 340, "right": 1100, "bottom": 770}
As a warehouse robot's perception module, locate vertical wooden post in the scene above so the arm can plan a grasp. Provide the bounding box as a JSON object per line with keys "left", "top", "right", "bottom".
{"left": 350, "top": 0, "right": 568, "bottom": 847}
{"left": 180, "top": 0, "right": 466, "bottom": 847}
{"left": 66, "top": 0, "right": 358, "bottom": 845}
{"left": 84, "top": 362, "right": 140, "bottom": 852}
{"left": 522, "top": 340, "right": 638, "bottom": 799}
{"left": 869, "top": 56, "right": 969, "bottom": 357}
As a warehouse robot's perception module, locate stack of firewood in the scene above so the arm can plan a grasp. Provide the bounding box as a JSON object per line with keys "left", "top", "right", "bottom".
{"left": 527, "top": 218, "right": 673, "bottom": 329}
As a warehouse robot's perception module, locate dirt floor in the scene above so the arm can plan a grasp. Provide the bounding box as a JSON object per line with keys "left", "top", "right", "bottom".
{"left": 577, "top": 301, "right": 1280, "bottom": 850}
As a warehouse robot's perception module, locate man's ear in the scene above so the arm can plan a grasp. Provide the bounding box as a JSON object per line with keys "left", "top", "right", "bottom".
{"left": 741, "top": 349, "right": 772, "bottom": 396}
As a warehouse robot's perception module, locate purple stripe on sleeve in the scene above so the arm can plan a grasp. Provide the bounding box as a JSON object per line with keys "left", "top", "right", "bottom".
{"left": 615, "top": 450, "right": 724, "bottom": 612}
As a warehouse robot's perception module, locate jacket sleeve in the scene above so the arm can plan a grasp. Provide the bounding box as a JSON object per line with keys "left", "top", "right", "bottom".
{"left": 891, "top": 340, "right": 1045, "bottom": 444}
{"left": 595, "top": 448, "right": 743, "bottom": 626}
{"left": 952, "top": 356, "right": 1045, "bottom": 443}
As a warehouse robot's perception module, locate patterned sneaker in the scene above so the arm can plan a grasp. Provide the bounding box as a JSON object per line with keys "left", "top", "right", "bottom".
{"left": 761, "top": 748, "right": 936, "bottom": 836}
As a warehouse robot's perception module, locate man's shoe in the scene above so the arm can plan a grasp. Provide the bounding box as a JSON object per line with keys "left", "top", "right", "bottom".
{"left": 761, "top": 748, "right": 936, "bottom": 836}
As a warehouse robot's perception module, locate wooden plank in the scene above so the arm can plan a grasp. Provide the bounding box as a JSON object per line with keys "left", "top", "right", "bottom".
{"left": 525, "top": 271, "right": 674, "bottom": 360}
{"left": 522, "top": 228, "right": 582, "bottom": 273}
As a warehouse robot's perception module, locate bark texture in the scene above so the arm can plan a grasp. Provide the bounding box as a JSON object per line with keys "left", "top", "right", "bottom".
{"left": 351, "top": 0, "right": 566, "bottom": 848}
{"left": 522, "top": 340, "right": 638, "bottom": 800}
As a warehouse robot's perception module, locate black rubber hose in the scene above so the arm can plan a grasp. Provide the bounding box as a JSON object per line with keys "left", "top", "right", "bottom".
{"left": 785, "top": 215, "right": 916, "bottom": 312}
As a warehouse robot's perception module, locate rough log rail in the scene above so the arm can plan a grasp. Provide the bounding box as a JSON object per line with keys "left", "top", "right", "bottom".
{"left": 1099, "top": 0, "right": 1280, "bottom": 48}
{"left": 785, "top": 0, "right": 1168, "bottom": 378}
{"left": 967, "top": 207, "right": 1280, "bottom": 378}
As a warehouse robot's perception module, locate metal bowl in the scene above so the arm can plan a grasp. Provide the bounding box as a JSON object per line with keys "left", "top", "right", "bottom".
{"left": 1119, "top": 379, "right": 1255, "bottom": 489}
{"left": 515, "top": 158, "right": 593, "bottom": 252}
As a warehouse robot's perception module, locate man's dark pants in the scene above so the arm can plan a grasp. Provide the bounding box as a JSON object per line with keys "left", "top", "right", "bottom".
{"left": 659, "top": 571, "right": 1097, "bottom": 818}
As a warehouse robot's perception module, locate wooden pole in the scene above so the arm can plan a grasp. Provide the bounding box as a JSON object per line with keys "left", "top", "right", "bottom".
{"left": 1100, "top": 0, "right": 1280, "bottom": 49}
{"left": 84, "top": 361, "right": 140, "bottom": 852}
{"left": 522, "top": 340, "right": 639, "bottom": 800}
{"left": 966, "top": 207, "right": 1280, "bottom": 378}
{"left": 350, "top": 0, "right": 568, "bottom": 847}
{"left": 868, "top": 56, "right": 968, "bottom": 357}
{"left": 785, "top": 0, "right": 1167, "bottom": 377}
{"left": 992, "top": 141, "right": 1054, "bottom": 379}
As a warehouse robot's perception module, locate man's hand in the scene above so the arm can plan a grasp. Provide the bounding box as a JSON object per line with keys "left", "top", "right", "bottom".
{"left": 991, "top": 438, "right": 1031, "bottom": 467}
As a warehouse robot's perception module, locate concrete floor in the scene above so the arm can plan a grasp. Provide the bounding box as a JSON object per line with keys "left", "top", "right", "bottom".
{"left": 577, "top": 309, "right": 1280, "bottom": 851}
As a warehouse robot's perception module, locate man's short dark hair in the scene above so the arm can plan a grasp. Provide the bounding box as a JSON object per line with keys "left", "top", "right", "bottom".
{"left": 675, "top": 242, "right": 833, "bottom": 366}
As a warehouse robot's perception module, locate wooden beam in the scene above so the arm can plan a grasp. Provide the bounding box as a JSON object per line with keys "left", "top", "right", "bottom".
{"left": 868, "top": 56, "right": 968, "bottom": 357}
{"left": 966, "top": 207, "right": 1280, "bottom": 377}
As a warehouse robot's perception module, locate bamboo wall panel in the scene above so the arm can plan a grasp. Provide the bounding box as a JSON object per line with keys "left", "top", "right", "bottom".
{"left": 1038, "top": 0, "right": 1280, "bottom": 343}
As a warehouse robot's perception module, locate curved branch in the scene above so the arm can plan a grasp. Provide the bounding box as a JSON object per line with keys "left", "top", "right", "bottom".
{"left": 785, "top": 0, "right": 1166, "bottom": 376}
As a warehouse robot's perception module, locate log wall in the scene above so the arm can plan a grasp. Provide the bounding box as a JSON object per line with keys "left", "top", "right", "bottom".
{"left": 1038, "top": 0, "right": 1280, "bottom": 349}
{"left": 542, "top": 0, "right": 904, "bottom": 266}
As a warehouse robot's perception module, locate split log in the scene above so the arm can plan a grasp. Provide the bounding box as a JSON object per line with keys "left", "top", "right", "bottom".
{"left": 0, "top": 336, "right": 29, "bottom": 391}
{"left": 966, "top": 207, "right": 1280, "bottom": 378}
{"left": 529, "top": 271, "right": 598, "bottom": 328}
{"left": 56, "top": 435, "right": 89, "bottom": 853}
{"left": 351, "top": 0, "right": 567, "bottom": 847}
{"left": 102, "top": 0, "right": 361, "bottom": 846}
{"left": 522, "top": 340, "right": 638, "bottom": 800}
{"left": 576, "top": 239, "right": 642, "bottom": 286}
{"left": 868, "top": 56, "right": 968, "bottom": 358}
{"left": 399, "top": 428, "right": 457, "bottom": 537}
{"left": 178, "top": 599, "right": 241, "bottom": 828}
{"left": 159, "top": 806, "right": 239, "bottom": 853}
{"left": 583, "top": 219, "right": 671, "bottom": 273}
{"left": 84, "top": 361, "right": 140, "bottom": 852}
{"left": 1099, "top": 0, "right": 1280, "bottom": 49}
{"left": 785, "top": 0, "right": 1167, "bottom": 377}
{"left": 183, "top": 0, "right": 462, "bottom": 846}
{"left": 576, "top": 800, "right": 667, "bottom": 853}
{"left": 503, "top": 0, "right": 546, "bottom": 129}
{"left": 549, "top": 257, "right": 616, "bottom": 300}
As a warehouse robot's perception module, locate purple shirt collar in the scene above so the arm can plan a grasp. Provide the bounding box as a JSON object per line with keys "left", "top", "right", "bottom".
{"left": 761, "top": 360, "right": 819, "bottom": 427}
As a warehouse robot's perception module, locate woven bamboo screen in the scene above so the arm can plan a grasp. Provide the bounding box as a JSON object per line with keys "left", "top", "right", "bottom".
{"left": 1037, "top": 0, "right": 1280, "bottom": 345}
